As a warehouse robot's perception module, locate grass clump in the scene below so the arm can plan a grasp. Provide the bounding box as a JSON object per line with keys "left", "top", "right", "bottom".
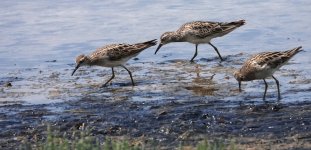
{"left": 20, "top": 124, "right": 140, "bottom": 150}
{"left": 20, "top": 124, "right": 237, "bottom": 150}
{"left": 195, "top": 139, "right": 237, "bottom": 150}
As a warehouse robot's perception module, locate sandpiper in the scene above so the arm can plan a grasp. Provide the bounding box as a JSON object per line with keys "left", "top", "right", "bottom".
{"left": 234, "top": 46, "right": 303, "bottom": 100}
{"left": 155, "top": 20, "right": 245, "bottom": 62}
{"left": 72, "top": 39, "right": 157, "bottom": 86}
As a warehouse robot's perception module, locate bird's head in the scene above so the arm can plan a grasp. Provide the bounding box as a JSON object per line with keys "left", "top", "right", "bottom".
{"left": 233, "top": 70, "right": 245, "bottom": 92}
{"left": 155, "top": 32, "right": 176, "bottom": 54}
{"left": 71, "top": 54, "right": 89, "bottom": 76}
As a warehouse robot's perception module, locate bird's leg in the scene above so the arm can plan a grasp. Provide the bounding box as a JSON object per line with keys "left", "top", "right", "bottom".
{"left": 238, "top": 81, "right": 242, "bottom": 92}
{"left": 190, "top": 44, "right": 198, "bottom": 63}
{"left": 272, "top": 75, "right": 281, "bottom": 100}
{"left": 208, "top": 42, "right": 223, "bottom": 61}
{"left": 263, "top": 79, "right": 268, "bottom": 101}
{"left": 102, "top": 67, "right": 115, "bottom": 87}
{"left": 121, "top": 65, "right": 135, "bottom": 86}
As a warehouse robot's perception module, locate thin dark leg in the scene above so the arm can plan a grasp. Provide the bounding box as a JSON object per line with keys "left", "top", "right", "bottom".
{"left": 263, "top": 79, "right": 268, "bottom": 101}
{"left": 238, "top": 81, "right": 242, "bottom": 92}
{"left": 121, "top": 65, "right": 135, "bottom": 86}
{"left": 190, "top": 44, "right": 198, "bottom": 62}
{"left": 208, "top": 42, "right": 223, "bottom": 61}
{"left": 272, "top": 75, "right": 281, "bottom": 100}
{"left": 102, "top": 67, "right": 115, "bottom": 87}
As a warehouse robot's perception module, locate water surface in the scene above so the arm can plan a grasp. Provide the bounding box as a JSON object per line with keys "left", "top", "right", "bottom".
{"left": 1, "top": 0, "right": 310, "bottom": 105}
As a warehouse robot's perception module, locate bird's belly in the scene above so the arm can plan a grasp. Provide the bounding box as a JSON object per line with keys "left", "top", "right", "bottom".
{"left": 254, "top": 69, "right": 276, "bottom": 79}
{"left": 98, "top": 57, "right": 133, "bottom": 67}
{"left": 187, "top": 37, "right": 212, "bottom": 44}
{"left": 100, "top": 61, "right": 123, "bottom": 67}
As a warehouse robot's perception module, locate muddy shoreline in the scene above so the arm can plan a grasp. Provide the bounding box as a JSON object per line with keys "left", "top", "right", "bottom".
{"left": 1, "top": 58, "right": 310, "bottom": 149}
{"left": 0, "top": 95, "right": 310, "bottom": 149}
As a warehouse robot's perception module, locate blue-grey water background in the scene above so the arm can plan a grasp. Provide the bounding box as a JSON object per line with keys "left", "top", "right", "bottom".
{"left": 0, "top": 0, "right": 310, "bottom": 104}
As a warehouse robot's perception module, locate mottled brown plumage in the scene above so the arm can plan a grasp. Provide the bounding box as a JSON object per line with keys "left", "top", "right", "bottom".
{"left": 234, "top": 46, "right": 303, "bottom": 100}
{"left": 155, "top": 20, "right": 246, "bottom": 62}
{"left": 72, "top": 39, "right": 157, "bottom": 86}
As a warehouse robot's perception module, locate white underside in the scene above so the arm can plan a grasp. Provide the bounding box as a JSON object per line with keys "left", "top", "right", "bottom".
{"left": 187, "top": 37, "right": 212, "bottom": 44}
{"left": 254, "top": 68, "right": 277, "bottom": 79}
{"left": 252, "top": 62, "right": 281, "bottom": 79}
{"left": 185, "top": 29, "right": 232, "bottom": 44}
{"left": 95, "top": 53, "right": 139, "bottom": 67}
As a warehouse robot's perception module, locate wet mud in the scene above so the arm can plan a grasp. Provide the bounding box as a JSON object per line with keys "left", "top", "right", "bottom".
{"left": 0, "top": 54, "right": 310, "bottom": 149}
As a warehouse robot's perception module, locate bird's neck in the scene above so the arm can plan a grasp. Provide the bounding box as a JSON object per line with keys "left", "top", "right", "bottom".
{"left": 170, "top": 32, "right": 185, "bottom": 42}
{"left": 85, "top": 56, "right": 94, "bottom": 66}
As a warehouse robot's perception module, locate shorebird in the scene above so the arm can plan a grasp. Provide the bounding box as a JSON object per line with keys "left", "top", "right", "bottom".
{"left": 234, "top": 46, "right": 303, "bottom": 100}
{"left": 155, "top": 20, "right": 245, "bottom": 62}
{"left": 72, "top": 39, "right": 157, "bottom": 87}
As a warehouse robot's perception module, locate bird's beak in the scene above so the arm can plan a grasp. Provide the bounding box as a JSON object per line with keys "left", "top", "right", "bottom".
{"left": 154, "top": 43, "right": 163, "bottom": 54}
{"left": 71, "top": 64, "right": 80, "bottom": 76}
{"left": 238, "top": 81, "right": 241, "bottom": 92}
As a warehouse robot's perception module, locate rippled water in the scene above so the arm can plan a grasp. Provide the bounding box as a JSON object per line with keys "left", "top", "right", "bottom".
{"left": 0, "top": 0, "right": 310, "bottom": 104}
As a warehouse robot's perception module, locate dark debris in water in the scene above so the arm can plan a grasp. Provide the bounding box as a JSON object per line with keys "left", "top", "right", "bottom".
{"left": 4, "top": 82, "right": 12, "bottom": 87}
{"left": 45, "top": 60, "right": 57, "bottom": 62}
{"left": 0, "top": 77, "right": 21, "bottom": 87}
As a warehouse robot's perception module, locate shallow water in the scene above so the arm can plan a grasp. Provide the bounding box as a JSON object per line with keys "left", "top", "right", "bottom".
{"left": 1, "top": 0, "right": 310, "bottom": 105}
{"left": 0, "top": 1, "right": 311, "bottom": 149}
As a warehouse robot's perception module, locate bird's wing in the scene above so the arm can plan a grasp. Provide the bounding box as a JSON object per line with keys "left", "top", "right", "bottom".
{"left": 249, "top": 52, "right": 291, "bottom": 70}
{"left": 107, "top": 40, "right": 157, "bottom": 60}
{"left": 105, "top": 45, "right": 143, "bottom": 61}
{"left": 177, "top": 21, "right": 222, "bottom": 38}
{"left": 89, "top": 43, "right": 135, "bottom": 61}
{"left": 88, "top": 44, "right": 115, "bottom": 61}
{"left": 89, "top": 40, "right": 157, "bottom": 62}
{"left": 106, "top": 44, "right": 137, "bottom": 60}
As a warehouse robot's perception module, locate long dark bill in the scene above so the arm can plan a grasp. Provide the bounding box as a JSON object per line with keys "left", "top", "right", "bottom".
{"left": 71, "top": 64, "right": 80, "bottom": 76}
{"left": 154, "top": 43, "right": 163, "bottom": 54}
{"left": 238, "top": 81, "right": 242, "bottom": 92}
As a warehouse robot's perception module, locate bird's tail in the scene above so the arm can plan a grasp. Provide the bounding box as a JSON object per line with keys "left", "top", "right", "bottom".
{"left": 142, "top": 39, "right": 157, "bottom": 46}
{"left": 218, "top": 20, "right": 246, "bottom": 35}
{"left": 275, "top": 46, "right": 303, "bottom": 66}
{"left": 284, "top": 46, "right": 303, "bottom": 57}
{"left": 135, "top": 39, "right": 157, "bottom": 52}
{"left": 227, "top": 19, "right": 246, "bottom": 27}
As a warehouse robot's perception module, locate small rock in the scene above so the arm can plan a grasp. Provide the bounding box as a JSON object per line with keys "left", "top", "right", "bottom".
{"left": 271, "top": 105, "right": 283, "bottom": 111}
{"left": 5, "top": 82, "right": 12, "bottom": 87}
{"left": 49, "top": 72, "right": 60, "bottom": 78}
{"left": 201, "top": 113, "right": 209, "bottom": 119}
{"left": 45, "top": 60, "right": 57, "bottom": 62}
{"left": 133, "top": 58, "right": 139, "bottom": 61}
{"left": 158, "top": 111, "right": 167, "bottom": 116}
{"left": 178, "top": 131, "right": 191, "bottom": 140}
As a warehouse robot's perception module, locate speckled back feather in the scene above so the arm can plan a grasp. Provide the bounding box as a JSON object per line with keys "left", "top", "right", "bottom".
{"left": 245, "top": 46, "right": 302, "bottom": 69}
{"left": 177, "top": 20, "right": 245, "bottom": 38}
{"left": 89, "top": 39, "right": 157, "bottom": 61}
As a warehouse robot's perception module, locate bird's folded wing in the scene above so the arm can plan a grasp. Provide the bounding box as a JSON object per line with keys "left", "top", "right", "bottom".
{"left": 179, "top": 21, "right": 221, "bottom": 38}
